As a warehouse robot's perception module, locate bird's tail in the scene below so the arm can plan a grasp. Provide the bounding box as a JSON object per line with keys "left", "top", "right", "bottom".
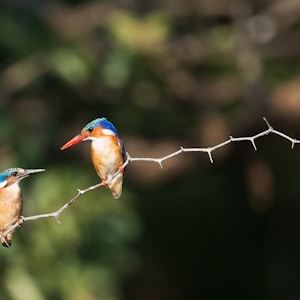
{"left": 1, "top": 231, "right": 13, "bottom": 248}
{"left": 109, "top": 173, "right": 123, "bottom": 199}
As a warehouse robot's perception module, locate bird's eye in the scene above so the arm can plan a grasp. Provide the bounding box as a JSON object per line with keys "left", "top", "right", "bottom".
{"left": 12, "top": 171, "right": 18, "bottom": 176}
{"left": 87, "top": 127, "right": 93, "bottom": 133}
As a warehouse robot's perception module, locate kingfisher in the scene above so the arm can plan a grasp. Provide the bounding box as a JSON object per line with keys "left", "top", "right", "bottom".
{"left": 0, "top": 167, "right": 45, "bottom": 248}
{"left": 60, "top": 117, "right": 126, "bottom": 199}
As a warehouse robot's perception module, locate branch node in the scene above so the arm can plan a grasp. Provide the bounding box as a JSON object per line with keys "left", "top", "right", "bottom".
{"left": 263, "top": 117, "right": 273, "bottom": 130}
{"left": 126, "top": 152, "right": 131, "bottom": 160}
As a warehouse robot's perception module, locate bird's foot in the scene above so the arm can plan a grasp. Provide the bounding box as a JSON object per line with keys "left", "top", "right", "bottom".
{"left": 101, "top": 178, "right": 108, "bottom": 188}
{"left": 17, "top": 216, "right": 24, "bottom": 227}
{"left": 119, "top": 165, "right": 124, "bottom": 173}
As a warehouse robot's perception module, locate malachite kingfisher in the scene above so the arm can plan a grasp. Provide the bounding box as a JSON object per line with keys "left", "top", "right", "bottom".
{"left": 60, "top": 117, "right": 126, "bottom": 199}
{"left": 0, "top": 167, "right": 45, "bottom": 248}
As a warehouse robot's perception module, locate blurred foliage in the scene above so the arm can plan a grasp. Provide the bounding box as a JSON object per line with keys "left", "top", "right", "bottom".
{"left": 1, "top": 0, "right": 300, "bottom": 299}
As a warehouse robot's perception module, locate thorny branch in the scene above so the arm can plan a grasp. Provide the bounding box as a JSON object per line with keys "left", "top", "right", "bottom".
{"left": 4, "top": 117, "right": 300, "bottom": 238}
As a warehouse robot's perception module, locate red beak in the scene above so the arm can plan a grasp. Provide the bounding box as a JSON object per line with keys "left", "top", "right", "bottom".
{"left": 60, "top": 133, "right": 88, "bottom": 150}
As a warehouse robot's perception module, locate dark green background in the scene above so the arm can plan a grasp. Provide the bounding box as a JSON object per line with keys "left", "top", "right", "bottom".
{"left": 1, "top": 0, "right": 300, "bottom": 299}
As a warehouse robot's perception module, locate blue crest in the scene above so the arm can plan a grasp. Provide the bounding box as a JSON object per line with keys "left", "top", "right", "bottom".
{"left": 0, "top": 168, "right": 19, "bottom": 182}
{"left": 83, "top": 118, "right": 119, "bottom": 136}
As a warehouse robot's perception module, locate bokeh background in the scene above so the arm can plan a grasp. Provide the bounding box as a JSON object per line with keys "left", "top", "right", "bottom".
{"left": 1, "top": 0, "right": 300, "bottom": 299}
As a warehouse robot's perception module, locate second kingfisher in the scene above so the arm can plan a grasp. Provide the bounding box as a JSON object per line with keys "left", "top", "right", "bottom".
{"left": 0, "top": 167, "right": 45, "bottom": 247}
{"left": 61, "top": 117, "right": 126, "bottom": 199}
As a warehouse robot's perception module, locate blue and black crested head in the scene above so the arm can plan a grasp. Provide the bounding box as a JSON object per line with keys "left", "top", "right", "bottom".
{"left": 84, "top": 118, "right": 126, "bottom": 158}
{"left": 0, "top": 168, "right": 20, "bottom": 183}
{"left": 86, "top": 118, "right": 126, "bottom": 161}
{"left": 0, "top": 167, "right": 45, "bottom": 188}
{"left": 83, "top": 118, "right": 119, "bottom": 136}
{"left": 61, "top": 117, "right": 125, "bottom": 150}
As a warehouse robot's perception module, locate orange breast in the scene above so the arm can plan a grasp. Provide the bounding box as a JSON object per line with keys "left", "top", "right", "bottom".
{"left": 90, "top": 135, "right": 124, "bottom": 180}
{"left": 0, "top": 185, "right": 22, "bottom": 232}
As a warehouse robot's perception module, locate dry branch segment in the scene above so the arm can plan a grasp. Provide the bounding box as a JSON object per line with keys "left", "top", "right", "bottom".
{"left": 3, "top": 118, "right": 300, "bottom": 239}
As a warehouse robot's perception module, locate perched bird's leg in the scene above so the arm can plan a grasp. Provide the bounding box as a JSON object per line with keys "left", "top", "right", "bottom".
{"left": 118, "top": 165, "right": 124, "bottom": 173}
{"left": 17, "top": 216, "right": 24, "bottom": 227}
{"left": 101, "top": 177, "right": 108, "bottom": 188}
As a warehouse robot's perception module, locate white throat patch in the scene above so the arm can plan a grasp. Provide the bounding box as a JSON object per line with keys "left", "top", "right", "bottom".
{"left": 102, "top": 129, "right": 116, "bottom": 136}
{"left": 0, "top": 180, "right": 8, "bottom": 188}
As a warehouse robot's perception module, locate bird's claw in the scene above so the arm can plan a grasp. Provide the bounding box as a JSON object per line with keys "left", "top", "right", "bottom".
{"left": 101, "top": 178, "right": 108, "bottom": 188}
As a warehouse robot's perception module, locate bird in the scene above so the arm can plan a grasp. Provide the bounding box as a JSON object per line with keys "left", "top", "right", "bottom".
{"left": 0, "top": 167, "right": 45, "bottom": 248}
{"left": 60, "top": 117, "right": 126, "bottom": 199}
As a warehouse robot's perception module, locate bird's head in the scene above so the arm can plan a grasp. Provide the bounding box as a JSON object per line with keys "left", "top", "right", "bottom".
{"left": 61, "top": 117, "right": 119, "bottom": 150}
{"left": 0, "top": 168, "right": 45, "bottom": 188}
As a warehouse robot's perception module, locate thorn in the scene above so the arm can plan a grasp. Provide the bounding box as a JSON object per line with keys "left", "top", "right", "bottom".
{"left": 55, "top": 215, "right": 61, "bottom": 224}
{"left": 263, "top": 117, "right": 273, "bottom": 130}
{"left": 208, "top": 151, "right": 214, "bottom": 163}
{"left": 291, "top": 140, "right": 295, "bottom": 149}
{"left": 158, "top": 160, "right": 163, "bottom": 169}
{"left": 251, "top": 139, "right": 257, "bottom": 151}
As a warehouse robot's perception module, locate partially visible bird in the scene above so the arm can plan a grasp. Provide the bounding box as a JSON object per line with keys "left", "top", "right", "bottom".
{"left": 0, "top": 168, "right": 45, "bottom": 248}
{"left": 61, "top": 117, "right": 126, "bottom": 199}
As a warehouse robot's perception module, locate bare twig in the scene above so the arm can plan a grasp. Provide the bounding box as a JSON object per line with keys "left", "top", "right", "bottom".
{"left": 128, "top": 117, "right": 300, "bottom": 164}
{"left": 4, "top": 182, "right": 105, "bottom": 237}
{"left": 3, "top": 117, "right": 300, "bottom": 238}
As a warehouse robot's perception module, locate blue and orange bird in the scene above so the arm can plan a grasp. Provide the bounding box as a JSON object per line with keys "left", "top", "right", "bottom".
{"left": 60, "top": 118, "right": 126, "bottom": 199}
{"left": 0, "top": 167, "right": 45, "bottom": 247}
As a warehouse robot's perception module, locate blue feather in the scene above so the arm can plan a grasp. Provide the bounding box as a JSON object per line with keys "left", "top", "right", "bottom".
{"left": 83, "top": 118, "right": 119, "bottom": 136}
{"left": 84, "top": 117, "right": 126, "bottom": 160}
{"left": 119, "top": 138, "right": 127, "bottom": 162}
{"left": 0, "top": 168, "right": 19, "bottom": 182}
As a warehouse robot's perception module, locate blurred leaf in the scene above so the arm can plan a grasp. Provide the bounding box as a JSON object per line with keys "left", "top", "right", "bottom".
{"left": 107, "top": 11, "right": 169, "bottom": 55}
{"left": 49, "top": 47, "right": 91, "bottom": 85}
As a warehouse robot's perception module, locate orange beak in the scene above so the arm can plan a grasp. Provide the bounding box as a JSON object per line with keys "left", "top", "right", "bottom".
{"left": 60, "top": 133, "right": 88, "bottom": 150}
